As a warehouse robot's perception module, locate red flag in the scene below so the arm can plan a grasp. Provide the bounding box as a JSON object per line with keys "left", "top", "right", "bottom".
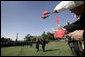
{"left": 54, "top": 28, "right": 65, "bottom": 39}
{"left": 56, "top": 17, "right": 59, "bottom": 23}
{"left": 41, "top": 15, "right": 48, "bottom": 19}
{"left": 42, "top": 11, "right": 50, "bottom": 15}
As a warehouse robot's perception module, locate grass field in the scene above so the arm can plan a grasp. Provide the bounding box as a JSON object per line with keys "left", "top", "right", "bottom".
{"left": 1, "top": 41, "right": 73, "bottom": 56}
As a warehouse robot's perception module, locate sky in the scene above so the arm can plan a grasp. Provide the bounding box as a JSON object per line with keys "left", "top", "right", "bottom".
{"left": 1, "top": 1, "right": 77, "bottom": 40}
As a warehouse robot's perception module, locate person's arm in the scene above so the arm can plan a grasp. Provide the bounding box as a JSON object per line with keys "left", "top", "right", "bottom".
{"left": 63, "top": 20, "right": 82, "bottom": 33}
{"left": 53, "top": 1, "right": 84, "bottom": 13}
{"left": 67, "top": 30, "right": 84, "bottom": 41}
{"left": 63, "top": 13, "right": 84, "bottom": 33}
{"left": 52, "top": 28, "right": 58, "bottom": 33}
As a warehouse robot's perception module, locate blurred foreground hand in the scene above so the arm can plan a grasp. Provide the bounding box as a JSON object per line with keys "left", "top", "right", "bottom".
{"left": 53, "top": 9, "right": 58, "bottom": 13}
{"left": 67, "top": 30, "right": 84, "bottom": 41}
{"left": 52, "top": 28, "right": 58, "bottom": 32}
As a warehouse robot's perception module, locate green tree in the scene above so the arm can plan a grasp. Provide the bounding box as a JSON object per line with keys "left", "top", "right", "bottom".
{"left": 24, "top": 34, "right": 32, "bottom": 41}
{"left": 1, "top": 37, "right": 13, "bottom": 43}
{"left": 46, "top": 32, "right": 55, "bottom": 40}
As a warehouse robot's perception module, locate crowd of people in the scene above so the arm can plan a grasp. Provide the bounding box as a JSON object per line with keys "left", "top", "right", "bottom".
{"left": 1, "top": 41, "right": 33, "bottom": 47}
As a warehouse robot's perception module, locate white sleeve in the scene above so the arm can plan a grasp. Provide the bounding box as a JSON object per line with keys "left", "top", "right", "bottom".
{"left": 54, "top": 1, "right": 84, "bottom": 13}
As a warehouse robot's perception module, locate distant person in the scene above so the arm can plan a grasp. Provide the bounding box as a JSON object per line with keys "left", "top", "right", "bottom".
{"left": 30, "top": 40, "right": 32, "bottom": 47}
{"left": 36, "top": 39, "right": 40, "bottom": 52}
{"left": 41, "top": 39, "right": 46, "bottom": 52}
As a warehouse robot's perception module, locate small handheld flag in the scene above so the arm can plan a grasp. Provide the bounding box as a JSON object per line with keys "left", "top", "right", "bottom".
{"left": 42, "top": 11, "right": 50, "bottom": 15}
{"left": 41, "top": 15, "right": 49, "bottom": 19}
{"left": 56, "top": 17, "right": 59, "bottom": 23}
{"left": 54, "top": 28, "right": 66, "bottom": 39}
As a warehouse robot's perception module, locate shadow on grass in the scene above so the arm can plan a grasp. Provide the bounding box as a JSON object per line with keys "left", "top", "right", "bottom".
{"left": 45, "top": 48, "right": 60, "bottom": 52}
{"left": 39, "top": 48, "right": 60, "bottom": 52}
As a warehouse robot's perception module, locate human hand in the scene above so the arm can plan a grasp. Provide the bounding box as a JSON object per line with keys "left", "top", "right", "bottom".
{"left": 52, "top": 28, "right": 58, "bottom": 32}
{"left": 67, "top": 30, "right": 84, "bottom": 41}
{"left": 53, "top": 9, "right": 58, "bottom": 13}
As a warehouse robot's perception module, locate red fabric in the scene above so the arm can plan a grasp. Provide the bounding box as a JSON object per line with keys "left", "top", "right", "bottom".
{"left": 41, "top": 15, "right": 48, "bottom": 19}
{"left": 54, "top": 28, "right": 65, "bottom": 39}
{"left": 81, "top": 29, "right": 84, "bottom": 31}
{"left": 56, "top": 17, "right": 59, "bottom": 23}
{"left": 42, "top": 11, "right": 49, "bottom": 15}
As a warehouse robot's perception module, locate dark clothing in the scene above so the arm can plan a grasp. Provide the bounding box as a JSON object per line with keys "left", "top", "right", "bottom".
{"left": 67, "top": 36, "right": 84, "bottom": 56}
{"left": 63, "top": 13, "right": 85, "bottom": 39}
{"left": 36, "top": 40, "right": 40, "bottom": 52}
{"left": 42, "top": 45, "right": 45, "bottom": 52}
{"left": 63, "top": 14, "right": 84, "bottom": 32}
{"left": 64, "top": 13, "right": 84, "bottom": 56}
{"left": 41, "top": 39, "right": 46, "bottom": 46}
{"left": 30, "top": 41, "right": 32, "bottom": 47}
{"left": 36, "top": 45, "right": 39, "bottom": 52}
{"left": 41, "top": 39, "right": 46, "bottom": 52}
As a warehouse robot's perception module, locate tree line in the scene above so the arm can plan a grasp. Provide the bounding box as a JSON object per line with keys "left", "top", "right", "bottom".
{"left": 1, "top": 32, "right": 65, "bottom": 47}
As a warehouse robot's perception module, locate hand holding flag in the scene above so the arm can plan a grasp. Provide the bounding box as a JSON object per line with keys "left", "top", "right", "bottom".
{"left": 52, "top": 28, "right": 58, "bottom": 32}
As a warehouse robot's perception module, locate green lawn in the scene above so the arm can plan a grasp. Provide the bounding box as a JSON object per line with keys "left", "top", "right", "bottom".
{"left": 1, "top": 41, "right": 73, "bottom": 56}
